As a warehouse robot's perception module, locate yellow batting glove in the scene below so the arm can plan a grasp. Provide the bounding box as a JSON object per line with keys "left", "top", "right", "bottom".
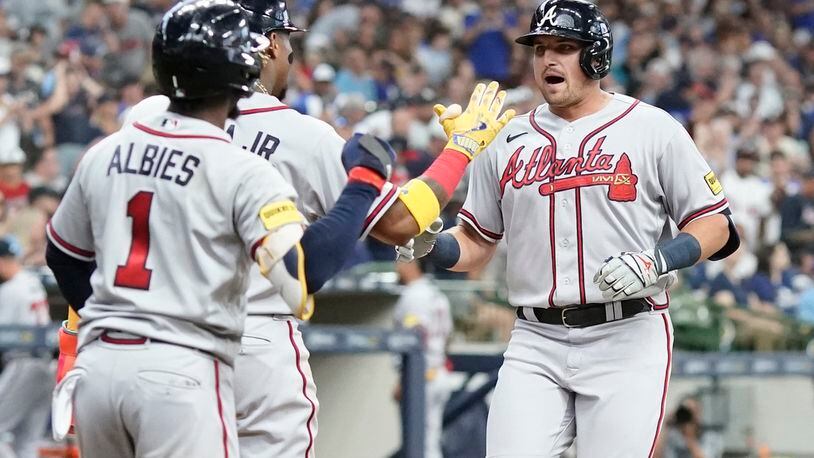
{"left": 433, "top": 81, "right": 516, "bottom": 161}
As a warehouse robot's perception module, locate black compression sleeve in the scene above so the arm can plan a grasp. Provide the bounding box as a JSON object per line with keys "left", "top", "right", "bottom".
{"left": 46, "top": 239, "right": 95, "bottom": 310}
{"left": 284, "top": 181, "right": 378, "bottom": 293}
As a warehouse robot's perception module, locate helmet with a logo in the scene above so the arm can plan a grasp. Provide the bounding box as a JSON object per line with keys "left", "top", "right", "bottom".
{"left": 238, "top": 0, "right": 306, "bottom": 35}
{"left": 515, "top": 0, "right": 613, "bottom": 80}
{"left": 152, "top": 0, "right": 269, "bottom": 99}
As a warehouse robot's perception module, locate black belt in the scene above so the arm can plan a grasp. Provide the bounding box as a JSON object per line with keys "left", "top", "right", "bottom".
{"left": 515, "top": 299, "right": 651, "bottom": 328}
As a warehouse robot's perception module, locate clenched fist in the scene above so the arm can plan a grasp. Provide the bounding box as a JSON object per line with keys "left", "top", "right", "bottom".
{"left": 593, "top": 250, "right": 667, "bottom": 300}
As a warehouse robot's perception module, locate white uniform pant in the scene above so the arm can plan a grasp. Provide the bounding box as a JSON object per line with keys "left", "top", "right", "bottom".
{"left": 425, "top": 368, "right": 452, "bottom": 458}
{"left": 71, "top": 336, "right": 238, "bottom": 458}
{"left": 0, "top": 357, "right": 53, "bottom": 458}
{"left": 486, "top": 312, "right": 673, "bottom": 458}
{"left": 235, "top": 315, "right": 318, "bottom": 458}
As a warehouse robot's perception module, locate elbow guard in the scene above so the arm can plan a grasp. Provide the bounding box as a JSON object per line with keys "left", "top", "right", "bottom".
{"left": 255, "top": 224, "right": 314, "bottom": 320}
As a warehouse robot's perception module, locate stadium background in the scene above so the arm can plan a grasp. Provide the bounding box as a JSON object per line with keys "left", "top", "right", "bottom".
{"left": 0, "top": 0, "right": 813, "bottom": 456}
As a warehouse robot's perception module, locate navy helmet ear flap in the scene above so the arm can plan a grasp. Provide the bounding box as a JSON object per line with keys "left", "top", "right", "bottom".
{"left": 580, "top": 36, "right": 612, "bottom": 80}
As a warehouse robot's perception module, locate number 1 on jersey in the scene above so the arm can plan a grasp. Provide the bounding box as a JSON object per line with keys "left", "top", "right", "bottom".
{"left": 114, "top": 191, "right": 154, "bottom": 290}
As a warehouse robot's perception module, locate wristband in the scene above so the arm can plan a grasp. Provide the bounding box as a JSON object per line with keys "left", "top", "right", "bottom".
{"left": 425, "top": 232, "right": 461, "bottom": 269}
{"left": 422, "top": 148, "right": 470, "bottom": 198}
{"left": 655, "top": 232, "right": 702, "bottom": 273}
{"left": 399, "top": 179, "right": 441, "bottom": 232}
{"left": 348, "top": 166, "right": 386, "bottom": 192}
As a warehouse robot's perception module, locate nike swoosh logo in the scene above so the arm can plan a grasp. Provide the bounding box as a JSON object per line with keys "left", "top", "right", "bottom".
{"left": 506, "top": 132, "right": 528, "bottom": 143}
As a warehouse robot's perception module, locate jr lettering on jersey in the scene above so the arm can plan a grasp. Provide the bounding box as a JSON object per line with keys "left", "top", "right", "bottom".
{"left": 107, "top": 143, "right": 200, "bottom": 186}
{"left": 499, "top": 136, "right": 639, "bottom": 202}
{"left": 226, "top": 123, "right": 280, "bottom": 161}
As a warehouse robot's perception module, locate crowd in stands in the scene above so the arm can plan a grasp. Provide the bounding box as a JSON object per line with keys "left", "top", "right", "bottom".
{"left": 0, "top": 0, "right": 813, "bottom": 342}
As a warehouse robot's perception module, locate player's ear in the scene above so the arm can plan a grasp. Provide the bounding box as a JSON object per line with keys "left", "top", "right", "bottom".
{"left": 266, "top": 32, "right": 280, "bottom": 59}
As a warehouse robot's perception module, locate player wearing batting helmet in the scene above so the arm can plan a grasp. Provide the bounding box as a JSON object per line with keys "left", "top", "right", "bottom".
{"left": 415, "top": 0, "right": 740, "bottom": 455}
{"left": 48, "top": 0, "right": 402, "bottom": 455}
{"left": 122, "top": 1, "right": 516, "bottom": 456}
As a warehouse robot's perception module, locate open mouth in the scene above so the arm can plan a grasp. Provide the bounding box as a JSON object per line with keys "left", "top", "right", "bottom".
{"left": 544, "top": 75, "right": 565, "bottom": 84}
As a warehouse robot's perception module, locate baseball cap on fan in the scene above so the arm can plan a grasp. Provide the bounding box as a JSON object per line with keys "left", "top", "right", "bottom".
{"left": 0, "top": 145, "right": 25, "bottom": 165}
{"left": 0, "top": 236, "right": 21, "bottom": 258}
{"left": 312, "top": 63, "right": 335, "bottom": 83}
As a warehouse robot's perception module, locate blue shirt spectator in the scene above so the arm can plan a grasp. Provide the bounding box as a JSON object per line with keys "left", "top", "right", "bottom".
{"left": 334, "top": 46, "right": 377, "bottom": 102}
{"left": 463, "top": 0, "right": 517, "bottom": 82}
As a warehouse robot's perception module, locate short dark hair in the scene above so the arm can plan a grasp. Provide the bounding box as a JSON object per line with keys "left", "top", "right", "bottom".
{"left": 28, "top": 186, "right": 60, "bottom": 204}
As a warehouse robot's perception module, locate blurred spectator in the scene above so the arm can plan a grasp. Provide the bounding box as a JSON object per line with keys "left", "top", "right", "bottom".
{"left": 462, "top": 0, "right": 518, "bottom": 82}
{"left": 0, "top": 191, "right": 7, "bottom": 236}
{"left": 655, "top": 397, "right": 724, "bottom": 458}
{"left": 719, "top": 148, "right": 773, "bottom": 250}
{"left": 416, "top": 24, "right": 453, "bottom": 87}
{"left": 0, "top": 236, "right": 52, "bottom": 458}
{"left": 0, "top": 144, "right": 28, "bottom": 211}
{"left": 63, "top": 2, "right": 107, "bottom": 76}
{"left": 2, "top": 0, "right": 67, "bottom": 34}
{"left": 393, "top": 260, "right": 453, "bottom": 458}
{"left": 743, "top": 243, "right": 802, "bottom": 314}
{"left": 292, "top": 63, "right": 338, "bottom": 118}
{"left": 755, "top": 116, "right": 809, "bottom": 169}
{"left": 334, "top": 45, "right": 377, "bottom": 102}
{"left": 780, "top": 170, "right": 814, "bottom": 255}
{"left": 50, "top": 62, "right": 105, "bottom": 146}
{"left": 0, "top": 65, "right": 22, "bottom": 154}
{"left": 707, "top": 239, "right": 756, "bottom": 309}
{"left": 305, "top": 1, "right": 360, "bottom": 53}
{"left": 7, "top": 187, "right": 58, "bottom": 267}
{"left": 733, "top": 44, "right": 785, "bottom": 122}
{"left": 23, "top": 146, "right": 67, "bottom": 194}
{"left": 99, "top": 0, "right": 153, "bottom": 88}
{"left": 355, "top": 89, "right": 436, "bottom": 151}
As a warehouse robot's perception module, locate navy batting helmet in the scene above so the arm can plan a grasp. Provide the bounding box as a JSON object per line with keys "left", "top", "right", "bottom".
{"left": 152, "top": 0, "right": 269, "bottom": 99}
{"left": 238, "top": 0, "right": 306, "bottom": 35}
{"left": 515, "top": 0, "right": 613, "bottom": 80}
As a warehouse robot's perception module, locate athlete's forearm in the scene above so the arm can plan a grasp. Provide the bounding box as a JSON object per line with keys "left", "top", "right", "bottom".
{"left": 369, "top": 203, "right": 419, "bottom": 246}
{"left": 369, "top": 149, "right": 469, "bottom": 246}
{"left": 680, "top": 213, "right": 731, "bottom": 261}
{"left": 426, "top": 224, "right": 496, "bottom": 272}
{"left": 286, "top": 181, "right": 378, "bottom": 293}
{"left": 649, "top": 213, "right": 731, "bottom": 276}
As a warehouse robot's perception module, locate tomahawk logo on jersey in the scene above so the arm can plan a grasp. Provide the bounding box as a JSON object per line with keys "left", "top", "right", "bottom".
{"left": 460, "top": 93, "right": 730, "bottom": 309}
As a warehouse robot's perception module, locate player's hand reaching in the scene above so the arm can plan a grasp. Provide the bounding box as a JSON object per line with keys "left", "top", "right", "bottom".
{"left": 593, "top": 250, "right": 666, "bottom": 300}
{"left": 396, "top": 218, "right": 444, "bottom": 262}
{"left": 342, "top": 133, "right": 396, "bottom": 189}
{"left": 434, "top": 81, "right": 516, "bottom": 161}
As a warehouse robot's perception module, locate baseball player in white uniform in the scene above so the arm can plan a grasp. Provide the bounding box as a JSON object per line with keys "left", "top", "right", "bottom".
{"left": 0, "top": 236, "right": 52, "bottom": 458}
{"left": 120, "top": 2, "right": 516, "bottom": 457}
{"left": 45, "top": 2, "right": 396, "bottom": 457}
{"left": 415, "top": 1, "right": 740, "bottom": 456}
{"left": 393, "top": 260, "right": 453, "bottom": 458}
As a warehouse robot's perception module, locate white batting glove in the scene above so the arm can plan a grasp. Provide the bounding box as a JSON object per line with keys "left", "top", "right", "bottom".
{"left": 593, "top": 250, "right": 666, "bottom": 300}
{"left": 395, "top": 218, "right": 444, "bottom": 263}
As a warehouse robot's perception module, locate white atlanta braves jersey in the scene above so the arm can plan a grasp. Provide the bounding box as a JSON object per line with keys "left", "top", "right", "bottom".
{"left": 393, "top": 277, "right": 452, "bottom": 371}
{"left": 47, "top": 111, "right": 298, "bottom": 365}
{"left": 461, "top": 93, "right": 729, "bottom": 309}
{"left": 126, "top": 94, "right": 400, "bottom": 315}
{"left": 0, "top": 269, "right": 49, "bottom": 326}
